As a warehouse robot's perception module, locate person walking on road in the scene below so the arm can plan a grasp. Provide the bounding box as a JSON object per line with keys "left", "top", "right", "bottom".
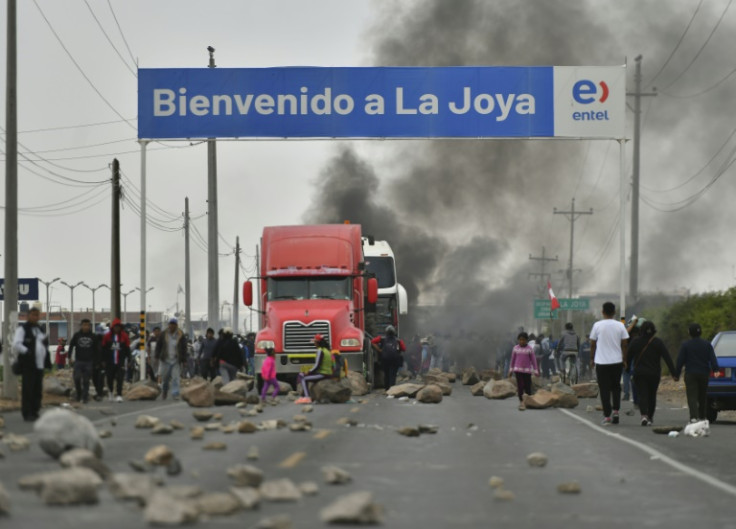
{"left": 590, "top": 302, "right": 629, "bottom": 426}
{"left": 371, "top": 325, "right": 406, "bottom": 390}
{"left": 198, "top": 328, "right": 217, "bottom": 381}
{"left": 260, "top": 347, "right": 280, "bottom": 403}
{"left": 627, "top": 320, "right": 677, "bottom": 426}
{"left": 67, "top": 318, "right": 100, "bottom": 403}
{"left": 54, "top": 338, "right": 67, "bottom": 370}
{"left": 556, "top": 323, "right": 580, "bottom": 382}
{"left": 579, "top": 334, "right": 592, "bottom": 380}
{"left": 101, "top": 318, "right": 131, "bottom": 402}
{"left": 155, "top": 318, "right": 187, "bottom": 400}
{"left": 674, "top": 323, "right": 720, "bottom": 423}
{"left": 296, "top": 334, "right": 334, "bottom": 404}
{"left": 507, "top": 331, "right": 540, "bottom": 411}
{"left": 213, "top": 327, "right": 244, "bottom": 383}
{"left": 12, "top": 304, "right": 51, "bottom": 422}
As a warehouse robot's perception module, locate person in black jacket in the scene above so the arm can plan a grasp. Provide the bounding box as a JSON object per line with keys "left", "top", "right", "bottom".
{"left": 627, "top": 320, "right": 677, "bottom": 426}
{"left": 212, "top": 327, "right": 243, "bottom": 383}
{"left": 674, "top": 323, "right": 720, "bottom": 422}
{"left": 67, "top": 318, "right": 101, "bottom": 403}
{"left": 12, "top": 305, "right": 51, "bottom": 421}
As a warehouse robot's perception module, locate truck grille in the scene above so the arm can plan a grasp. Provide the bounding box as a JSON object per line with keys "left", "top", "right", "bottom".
{"left": 283, "top": 321, "right": 330, "bottom": 352}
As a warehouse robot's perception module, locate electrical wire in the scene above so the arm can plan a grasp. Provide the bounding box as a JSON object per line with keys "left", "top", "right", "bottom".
{"left": 107, "top": 0, "right": 137, "bottom": 67}
{"left": 16, "top": 137, "right": 136, "bottom": 155}
{"left": 646, "top": 0, "right": 704, "bottom": 88}
{"left": 32, "top": 0, "right": 136, "bottom": 131}
{"left": 18, "top": 117, "right": 133, "bottom": 134}
{"left": 658, "top": 0, "right": 732, "bottom": 92}
{"left": 640, "top": 126, "right": 736, "bottom": 193}
{"left": 122, "top": 193, "right": 184, "bottom": 232}
{"left": 572, "top": 141, "right": 592, "bottom": 199}
{"left": 658, "top": 65, "right": 736, "bottom": 98}
{"left": 82, "top": 0, "right": 136, "bottom": 77}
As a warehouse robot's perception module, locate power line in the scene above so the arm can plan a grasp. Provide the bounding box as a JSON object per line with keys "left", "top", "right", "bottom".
{"left": 32, "top": 0, "right": 136, "bottom": 130}
{"left": 658, "top": 64, "right": 736, "bottom": 98}
{"left": 658, "top": 0, "right": 732, "bottom": 91}
{"left": 641, "top": 126, "right": 736, "bottom": 193}
{"left": 107, "top": 0, "right": 137, "bottom": 67}
{"left": 646, "top": 0, "right": 704, "bottom": 88}
{"left": 82, "top": 0, "right": 136, "bottom": 77}
{"left": 18, "top": 117, "right": 134, "bottom": 134}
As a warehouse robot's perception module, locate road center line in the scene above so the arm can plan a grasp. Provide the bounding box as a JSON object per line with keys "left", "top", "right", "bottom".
{"left": 313, "top": 429, "right": 332, "bottom": 440}
{"left": 559, "top": 408, "right": 736, "bottom": 497}
{"left": 278, "top": 451, "right": 307, "bottom": 468}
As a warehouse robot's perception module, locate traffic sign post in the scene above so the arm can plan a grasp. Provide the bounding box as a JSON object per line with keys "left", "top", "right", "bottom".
{"left": 534, "top": 298, "right": 589, "bottom": 319}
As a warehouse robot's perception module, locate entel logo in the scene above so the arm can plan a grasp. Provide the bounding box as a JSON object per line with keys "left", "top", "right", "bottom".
{"left": 572, "top": 80, "right": 609, "bottom": 104}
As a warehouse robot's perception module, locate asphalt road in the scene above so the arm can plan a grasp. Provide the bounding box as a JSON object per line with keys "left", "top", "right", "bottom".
{"left": 2, "top": 384, "right": 736, "bottom": 528}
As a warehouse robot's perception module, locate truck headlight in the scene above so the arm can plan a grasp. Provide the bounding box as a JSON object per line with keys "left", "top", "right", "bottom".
{"left": 340, "top": 338, "right": 361, "bottom": 347}
{"left": 256, "top": 340, "right": 275, "bottom": 350}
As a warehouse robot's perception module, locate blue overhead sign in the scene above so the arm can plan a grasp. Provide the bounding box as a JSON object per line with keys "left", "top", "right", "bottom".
{"left": 0, "top": 278, "right": 40, "bottom": 301}
{"left": 138, "top": 66, "right": 625, "bottom": 140}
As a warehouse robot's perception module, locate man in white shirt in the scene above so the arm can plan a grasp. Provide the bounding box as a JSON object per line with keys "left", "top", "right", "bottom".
{"left": 12, "top": 304, "right": 50, "bottom": 422}
{"left": 589, "top": 301, "right": 629, "bottom": 426}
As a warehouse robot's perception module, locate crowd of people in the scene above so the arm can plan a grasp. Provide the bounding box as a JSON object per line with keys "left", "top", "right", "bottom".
{"left": 503, "top": 301, "right": 720, "bottom": 426}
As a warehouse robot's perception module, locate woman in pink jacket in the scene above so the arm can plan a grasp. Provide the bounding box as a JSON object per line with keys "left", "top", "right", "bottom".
{"left": 260, "top": 347, "right": 280, "bottom": 403}
{"left": 507, "top": 332, "right": 540, "bottom": 411}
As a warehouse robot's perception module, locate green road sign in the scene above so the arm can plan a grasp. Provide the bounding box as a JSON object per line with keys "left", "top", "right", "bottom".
{"left": 534, "top": 298, "right": 590, "bottom": 319}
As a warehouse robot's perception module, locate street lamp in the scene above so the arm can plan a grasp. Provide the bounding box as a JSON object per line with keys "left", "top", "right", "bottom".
{"left": 60, "top": 280, "right": 84, "bottom": 337}
{"left": 38, "top": 277, "right": 60, "bottom": 337}
{"left": 121, "top": 288, "right": 136, "bottom": 323}
{"left": 82, "top": 283, "right": 109, "bottom": 331}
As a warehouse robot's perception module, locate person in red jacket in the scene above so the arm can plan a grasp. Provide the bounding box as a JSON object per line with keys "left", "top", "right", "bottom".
{"left": 101, "top": 318, "right": 131, "bottom": 402}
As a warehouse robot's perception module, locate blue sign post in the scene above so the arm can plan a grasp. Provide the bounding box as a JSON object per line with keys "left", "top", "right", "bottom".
{"left": 138, "top": 66, "right": 625, "bottom": 140}
{"left": 0, "top": 278, "right": 40, "bottom": 301}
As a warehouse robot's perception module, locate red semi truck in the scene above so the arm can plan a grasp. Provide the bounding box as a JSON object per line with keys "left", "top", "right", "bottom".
{"left": 242, "top": 224, "right": 378, "bottom": 387}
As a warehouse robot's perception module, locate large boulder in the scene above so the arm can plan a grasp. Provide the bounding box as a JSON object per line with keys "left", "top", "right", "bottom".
{"left": 34, "top": 408, "right": 102, "bottom": 459}
{"left": 416, "top": 385, "right": 443, "bottom": 404}
{"left": 435, "top": 382, "right": 453, "bottom": 396}
{"left": 20, "top": 468, "right": 103, "bottom": 505}
{"left": 43, "top": 376, "right": 71, "bottom": 397}
{"left": 214, "top": 391, "right": 246, "bottom": 406}
{"left": 278, "top": 380, "right": 294, "bottom": 395}
{"left": 345, "top": 371, "right": 370, "bottom": 397}
{"left": 556, "top": 393, "right": 579, "bottom": 409}
{"left": 483, "top": 379, "right": 517, "bottom": 400}
{"left": 125, "top": 381, "right": 161, "bottom": 401}
{"left": 220, "top": 379, "right": 252, "bottom": 397}
{"left": 312, "top": 379, "right": 352, "bottom": 404}
{"left": 461, "top": 368, "right": 480, "bottom": 386}
{"left": 424, "top": 373, "right": 451, "bottom": 385}
{"left": 550, "top": 382, "right": 576, "bottom": 396}
{"left": 522, "top": 389, "right": 560, "bottom": 409}
{"left": 181, "top": 379, "right": 216, "bottom": 408}
{"left": 470, "top": 381, "right": 486, "bottom": 396}
{"left": 572, "top": 383, "right": 599, "bottom": 398}
{"left": 385, "top": 383, "right": 425, "bottom": 398}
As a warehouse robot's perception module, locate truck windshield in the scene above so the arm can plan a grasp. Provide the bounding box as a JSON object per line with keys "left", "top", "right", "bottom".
{"left": 365, "top": 256, "right": 396, "bottom": 289}
{"left": 267, "top": 277, "right": 352, "bottom": 301}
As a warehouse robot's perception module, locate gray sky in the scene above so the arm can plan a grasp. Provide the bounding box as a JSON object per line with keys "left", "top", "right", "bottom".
{"left": 2, "top": 0, "right": 736, "bottom": 331}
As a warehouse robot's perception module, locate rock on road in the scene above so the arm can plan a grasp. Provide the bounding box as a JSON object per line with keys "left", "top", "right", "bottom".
{"left": 0, "top": 381, "right": 735, "bottom": 528}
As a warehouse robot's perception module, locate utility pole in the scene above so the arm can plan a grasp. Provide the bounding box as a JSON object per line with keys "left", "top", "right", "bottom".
{"left": 554, "top": 198, "right": 593, "bottom": 321}
{"left": 206, "top": 46, "right": 220, "bottom": 331}
{"left": 111, "top": 159, "right": 121, "bottom": 320}
{"left": 233, "top": 236, "right": 240, "bottom": 334}
{"left": 2, "top": 0, "right": 18, "bottom": 399}
{"left": 626, "top": 55, "right": 657, "bottom": 303}
{"left": 528, "top": 247, "right": 558, "bottom": 291}
{"left": 184, "top": 197, "right": 192, "bottom": 338}
{"left": 253, "top": 244, "right": 260, "bottom": 333}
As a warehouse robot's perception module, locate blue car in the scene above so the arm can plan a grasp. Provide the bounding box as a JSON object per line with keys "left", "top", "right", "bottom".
{"left": 706, "top": 331, "right": 736, "bottom": 422}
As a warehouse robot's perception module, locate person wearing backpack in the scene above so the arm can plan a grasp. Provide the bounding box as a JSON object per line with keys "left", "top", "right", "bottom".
{"left": 371, "top": 325, "right": 406, "bottom": 390}
{"left": 295, "top": 334, "right": 334, "bottom": 404}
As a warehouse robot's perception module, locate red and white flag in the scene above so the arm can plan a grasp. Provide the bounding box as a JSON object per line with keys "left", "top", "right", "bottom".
{"left": 547, "top": 281, "right": 561, "bottom": 311}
